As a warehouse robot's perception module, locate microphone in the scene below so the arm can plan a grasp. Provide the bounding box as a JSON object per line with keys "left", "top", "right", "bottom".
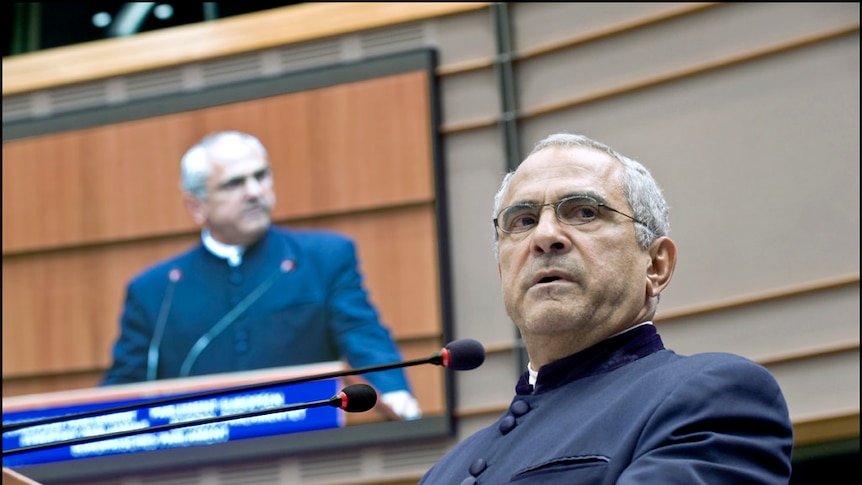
{"left": 146, "top": 268, "right": 182, "bottom": 381}
{"left": 2, "top": 384, "right": 377, "bottom": 457}
{"left": 2, "top": 339, "right": 485, "bottom": 433}
{"left": 333, "top": 382, "right": 377, "bottom": 412}
{"left": 428, "top": 337, "right": 486, "bottom": 371}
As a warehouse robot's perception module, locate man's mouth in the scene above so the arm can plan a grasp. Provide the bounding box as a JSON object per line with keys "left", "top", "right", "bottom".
{"left": 531, "top": 271, "right": 572, "bottom": 286}
{"left": 243, "top": 205, "right": 268, "bottom": 215}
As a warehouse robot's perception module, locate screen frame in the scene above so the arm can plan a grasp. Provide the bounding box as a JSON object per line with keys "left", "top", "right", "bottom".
{"left": 2, "top": 47, "right": 456, "bottom": 483}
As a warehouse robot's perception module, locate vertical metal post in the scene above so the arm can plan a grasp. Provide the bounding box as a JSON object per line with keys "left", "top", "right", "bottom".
{"left": 491, "top": 2, "right": 521, "bottom": 173}
{"left": 491, "top": 2, "right": 530, "bottom": 373}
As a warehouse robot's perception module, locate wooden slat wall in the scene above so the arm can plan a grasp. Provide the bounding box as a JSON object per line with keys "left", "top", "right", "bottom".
{"left": 2, "top": 70, "right": 444, "bottom": 413}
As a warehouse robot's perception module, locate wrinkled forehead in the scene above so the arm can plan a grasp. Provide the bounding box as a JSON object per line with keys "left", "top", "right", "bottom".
{"left": 505, "top": 146, "right": 624, "bottom": 204}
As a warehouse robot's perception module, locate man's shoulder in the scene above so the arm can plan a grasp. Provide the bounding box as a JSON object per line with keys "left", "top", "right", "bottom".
{"left": 650, "top": 349, "right": 777, "bottom": 385}
{"left": 676, "top": 350, "right": 763, "bottom": 369}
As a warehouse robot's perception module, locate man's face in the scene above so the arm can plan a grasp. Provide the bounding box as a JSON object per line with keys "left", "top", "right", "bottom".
{"left": 187, "top": 142, "right": 276, "bottom": 246}
{"left": 496, "top": 146, "right": 653, "bottom": 357}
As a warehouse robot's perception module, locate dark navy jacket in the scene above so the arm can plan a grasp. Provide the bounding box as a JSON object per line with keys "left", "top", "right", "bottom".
{"left": 419, "top": 324, "right": 793, "bottom": 484}
{"left": 102, "top": 226, "right": 411, "bottom": 394}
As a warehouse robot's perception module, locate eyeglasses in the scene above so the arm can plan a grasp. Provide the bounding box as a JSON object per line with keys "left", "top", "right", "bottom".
{"left": 215, "top": 168, "right": 272, "bottom": 194}
{"left": 493, "top": 195, "right": 646, "bottom": 234}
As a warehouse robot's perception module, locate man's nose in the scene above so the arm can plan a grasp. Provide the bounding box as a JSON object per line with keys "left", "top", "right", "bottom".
{"left": 531, "top": 207, "right": 570, "bottom": 254}
{"left": 243, "top": 176, "right": 264, "bottom": 196}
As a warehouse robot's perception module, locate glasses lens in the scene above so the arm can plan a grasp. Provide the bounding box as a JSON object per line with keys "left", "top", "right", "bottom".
{"left": 557, "top": 196, "right": 600, "bottom": 226}
{"left": 499, "top": 205, "right": 538, "bottom": 233}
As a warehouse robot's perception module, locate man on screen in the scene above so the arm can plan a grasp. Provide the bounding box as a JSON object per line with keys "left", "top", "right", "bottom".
{"left": 101, "top": 130, "right": 421, "bottom": 420}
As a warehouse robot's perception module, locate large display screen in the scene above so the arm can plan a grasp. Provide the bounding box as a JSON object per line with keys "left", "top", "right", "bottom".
{"left": 1, "top": 48, "right": 454, "bottom": 483}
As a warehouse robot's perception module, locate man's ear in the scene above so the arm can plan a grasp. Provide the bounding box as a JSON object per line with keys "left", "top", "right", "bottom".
{"left": 183, "top": 193, "right": 206, "bottom": 225}
{"left": 645, "top": 236, "right": 677, "bottom": 298}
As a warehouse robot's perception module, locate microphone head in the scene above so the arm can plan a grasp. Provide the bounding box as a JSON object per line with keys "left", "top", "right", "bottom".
{"left": 335, "top": 384, "right": 378, "bottom": 412}
{"left": 440, "top": 338, "right": 485, "bottom": 371}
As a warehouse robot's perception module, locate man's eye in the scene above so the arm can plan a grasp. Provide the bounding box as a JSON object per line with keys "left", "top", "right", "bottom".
{"left": 575, "top": 206, "right": 598, "bottom": 220}
{"left": 510, "top": 213, "right": 538, "bottom": 229}
{"left": 559, "top": 201, "right": 599, "bottom": 223}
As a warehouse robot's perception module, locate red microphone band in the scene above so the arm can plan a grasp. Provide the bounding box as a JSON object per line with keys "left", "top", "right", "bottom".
{"left": 337, "top": 383, "right": 377, "bottom": 412}
{"left": 441, "top": 348, "right": 452, "bottom": 368}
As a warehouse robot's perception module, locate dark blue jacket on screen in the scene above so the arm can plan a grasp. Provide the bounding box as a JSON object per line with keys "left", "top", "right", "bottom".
{"left": 102, "top": 225, "right": 411, "bottom": 395}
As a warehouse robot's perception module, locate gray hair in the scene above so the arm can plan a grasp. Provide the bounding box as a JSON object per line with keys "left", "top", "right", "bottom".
{"left": 492, "top": 133, "right": 670, "bottom": 259}
{"left": 180, "top": 131, "right": 269, "bottom": 199}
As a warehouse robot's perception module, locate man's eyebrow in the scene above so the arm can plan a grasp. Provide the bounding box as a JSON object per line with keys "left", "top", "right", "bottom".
{"left": 505, "top": 198, "right": 540, "bottom": 206}
{"left": 506, "top": 191, "right": 607, "bottom": 206}
{"left": 218, "top": 175, "right": 246, "bottom": 187}
{"left": 218, "top": 168, "right": 270, "bottom": 188}
{"left": 560, "top": 191, "right": 607, "bottom": 203}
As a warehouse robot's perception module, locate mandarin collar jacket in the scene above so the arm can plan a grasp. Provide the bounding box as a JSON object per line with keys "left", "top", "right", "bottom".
{"left": 419, "top": 324, "right": 793, "bottom": 484}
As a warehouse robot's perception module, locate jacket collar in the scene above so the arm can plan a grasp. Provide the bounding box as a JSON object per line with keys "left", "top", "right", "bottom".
{"left": 516, "top": 323, "right": 665, "bottom": 395}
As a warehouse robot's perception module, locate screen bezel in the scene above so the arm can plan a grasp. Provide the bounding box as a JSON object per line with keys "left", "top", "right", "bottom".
{"left": 2, "top": 48, "right": 455, "bottom": 483}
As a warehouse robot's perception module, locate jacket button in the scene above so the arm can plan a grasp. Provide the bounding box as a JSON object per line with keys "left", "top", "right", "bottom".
{"left": 498, "top": 415, "right": 516, "bottom": 434}
{"left": 469, "top": 458, "right": 487, "bottom": 475}
{"left": 510, "top": 399, "right": 530, "bottom": 416}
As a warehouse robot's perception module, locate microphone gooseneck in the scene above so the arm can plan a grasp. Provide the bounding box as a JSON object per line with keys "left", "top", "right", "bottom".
{"left": 3, "top": 339, "right": 486, "bottom": 433}
{"left": 147, "top": 268, "right": 182, "bottom": 381}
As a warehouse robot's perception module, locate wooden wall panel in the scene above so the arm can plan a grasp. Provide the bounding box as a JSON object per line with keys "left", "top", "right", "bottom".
{"left": 2, "top": 371, "right": 105, "bottom": 399}
{"left": 266, "top": 72, "right": 436, "bottom": 218}
{"left": 2, "top": 236, "right": 200, "bottom": 376}
{"left": 1, "top": 121, "right": 193, "bottom": 253}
